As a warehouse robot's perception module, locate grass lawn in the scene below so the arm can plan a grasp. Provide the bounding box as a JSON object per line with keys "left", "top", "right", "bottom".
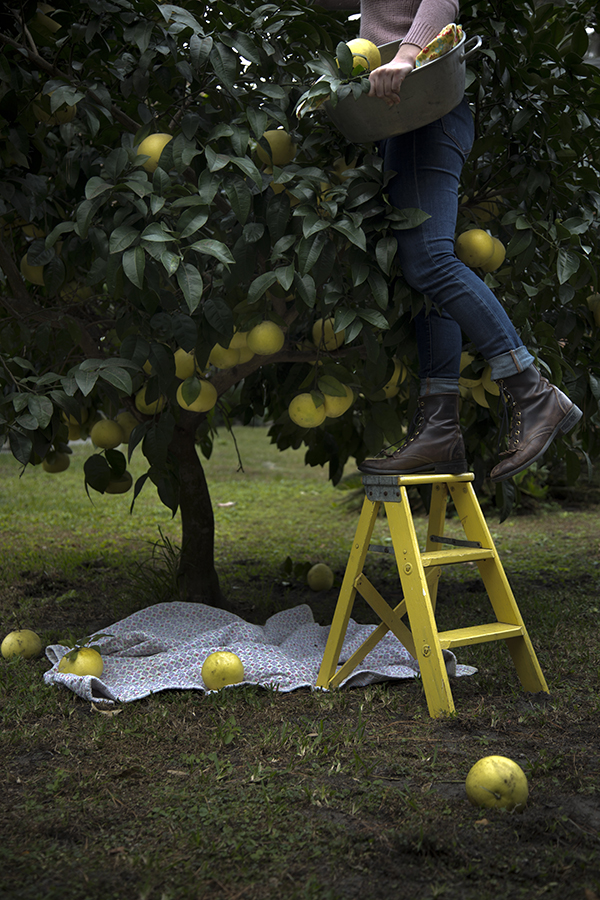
{"left": 1, "top": 427, "right": 600, "bottom": 900}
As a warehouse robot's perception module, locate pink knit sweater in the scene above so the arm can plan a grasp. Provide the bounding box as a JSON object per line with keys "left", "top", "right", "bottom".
{"left": 361, "top": 0, "right": 459, "bottom": 48}
{"left": 314, "top": 0, "right": 459, "bottom": 49}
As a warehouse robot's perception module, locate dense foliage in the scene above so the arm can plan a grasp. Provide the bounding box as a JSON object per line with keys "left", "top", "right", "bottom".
{"left": 0, "top": 0, "right": 599, "bottom": 597}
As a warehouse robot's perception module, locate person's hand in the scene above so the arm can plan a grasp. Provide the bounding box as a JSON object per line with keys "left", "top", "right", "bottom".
{"left": 368, "top": 43, "right": 420, "bottom": 107}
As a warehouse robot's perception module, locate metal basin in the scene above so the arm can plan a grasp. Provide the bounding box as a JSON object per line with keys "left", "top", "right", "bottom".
{"left": 324, "top": 33, "right": 482, "bottom": 143}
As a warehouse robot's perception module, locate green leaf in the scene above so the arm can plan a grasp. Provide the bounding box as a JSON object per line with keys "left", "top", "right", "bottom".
{"left": 318, "top": 375, "right": 346, "bottom": 396}
{"left": 75, "top": 198, "right": 103, "bottom": 239}
{"left": 109, "top": 225, "right": 139, "bottom": 254}
{"left": 247, "top": 271, "right": 278, "bottom": 305}
{"left": 85, "top": 177, "right": 113, "bottom": 200}
{"left": 74, "top": 368, "right": 99, "bottom": 397}
{"left": 333, "top": 220, "right": 366, "bottom": 252}
{"left": 224, "top": 177, "right": 253, "bottom": 225}
{"left": 177, "top": 263, "right": 204, "bottom": 312}
{"left": 557, "top": 249, "right": 580, "bottom": 285}
{"left": 375, "top": 236, "right": 397, "bottom": 275}
{"left": 230, "top": 156, "right": 263, "bottom": 188}
{"left": 104, "top": 148, "right": 130, "bottom": 181}
{"left": 141, "top": 223, "right": 173, "bottom": 242}
{"left": 189, "top": 239, "right": 235, "bottom": 266}
{"left": 297, "top": 232, "right": 326, "bottom": 276}
{"left": 210, "top": 43, "right": 238, "bottom": 91}
{"left": 357, "top": 308, "right": 388, "bottom": 329}
{"left": 160, "top": 250, "right": 181, "bottom": 276}
{"left": 189, "top": 33, "right": 213, "bottom": 66}
{"left": 101, "top": 367, "right": 133, "bottom": 394}
{"left": 9, "top": 430, "right": 33, "bottom": 466}
{"left": 28, "top": 395, "right": 53, "bottom": 429}
{"left": 122, "top": 246, "right": 146, "bottom": 288}
{"left": 203, "top": 298, "right": 234, "bottom": 334}
{"left": 391, "top": 208, "right": 431, "bottom": 230}
{"left": 177, "top": 208, "right": 209, "bottom": 239}
{"left": 84, "top": 454, "right": 111, "bottom": 494}
{"left": 275, "top": 263, "right": 295, "bottom": 291}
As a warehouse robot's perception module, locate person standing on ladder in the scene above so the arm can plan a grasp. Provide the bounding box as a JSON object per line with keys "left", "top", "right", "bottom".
{"left": 312, "top": 0, "right": 582, "bottom": 482}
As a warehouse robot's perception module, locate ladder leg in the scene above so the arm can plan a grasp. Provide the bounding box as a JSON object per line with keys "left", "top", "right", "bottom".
{"left": 316, "top": 496, "right": 381, "bottom": 688}
{"left": 386, "top": 493, "right": 455, "bottom": 717}
{"left": 449, "top": 482, "right": 548, "bottom": 694}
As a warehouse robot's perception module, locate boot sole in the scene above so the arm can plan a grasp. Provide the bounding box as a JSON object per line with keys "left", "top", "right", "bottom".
{"left": 357, "top": 458, "right": 469, "bottom": 476}
{"left": 491, "top": 403, "right": 583, "bottom": 483}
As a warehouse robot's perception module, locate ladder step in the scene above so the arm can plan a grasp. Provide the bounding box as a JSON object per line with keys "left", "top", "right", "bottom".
{"left": 421, "top": 548, "right": 496, "bottom": 566}
{"left": 438, "top": 622, "right": 525, "bottom": 649}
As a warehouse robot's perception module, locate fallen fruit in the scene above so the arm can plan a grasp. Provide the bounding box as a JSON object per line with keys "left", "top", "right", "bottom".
{"left": 58, "top": 646, "right": 104, "bottom": 678}
{"left": 201, "top": 651, "right": 244, "bottom": 690}
{"left": 307, "top": 563, "right": 334, "bottom": 591}
{"left": 465, "top": 755, "right": 529, "bottom": 812}
{"left": 1, "top": 629, "right": 43, "bottom": 659}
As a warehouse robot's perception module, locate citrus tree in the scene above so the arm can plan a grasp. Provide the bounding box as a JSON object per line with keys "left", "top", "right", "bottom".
{"left": 1, "top": 0, "right": 599, "bottom": 607}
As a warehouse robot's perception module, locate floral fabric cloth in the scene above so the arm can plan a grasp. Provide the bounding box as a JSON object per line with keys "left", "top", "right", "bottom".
{"left": 43, "top": 602, "right": 476, "bottom": 704}
{"left": 415, "top": 23, "right": 463, "bottom": 67}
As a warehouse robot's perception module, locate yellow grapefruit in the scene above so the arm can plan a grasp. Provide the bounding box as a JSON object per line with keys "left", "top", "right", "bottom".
{"left": 246, "top": 321, "right": 285, "bottom": 356}
{"left": 201, "top": 651, "right": 245, "bottom": 690}
{"left": 1, "top": 629, "right": 42, "bottom": 659}
{"left": 115, "top": 410, "right": 139, "bottom": 442}
{"left": 465, "top": 755, "right": 529, "bottom": 812}
{"left": 481, "top": 237, "right": 506, "bottom": 273}
{"left": 256, "top": 129, "right": 296, "bottom": 167}
{"left": 135, "top": 386, "right": 167, "bottom": 415}
{"left": 137, "top": 133, "right": 173, "bottom": 173}
{"left": 455, "top": 229, "right": 495, "bottom": 268}
{"left": 288, "top": 393, "right": 326, "bottom": 428}
{"left": 209, "top": 344, "right": 240, "bottom": 369}
{"left": 42, "top": 452, "right": 71, "bottom": 473}
{"left": 105, "top": 471, "right": 133, "bottom": 494}
{"left": 312, "top": 317, "right": 345, "bottom": 351}
{"left": 176, "top": 379, "right": 218, "bottom": 412}
{"left": 20, "top": 255, "right": 45, "bottom": 285}
{"left": 346, "top": 38, "right": 381, "bottom": 73}
{"left": 307, "top": 563, "right": 334, "bottom": 591}
{"left": 58, "top": 647, "right": 104, "bottom": 678}
{"left": 90, "top": 419, "right": 125, "bottom": 449}
{"left": 323, "top": 385, "right": 354, "bottom": 418}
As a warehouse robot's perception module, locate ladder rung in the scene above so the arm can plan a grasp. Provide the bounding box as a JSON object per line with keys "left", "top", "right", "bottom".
{"left": 421, "top": 548, "right": 496, "bottom": 566}
{"left": 438, "top": 622, "right": 525, "bottom": 649}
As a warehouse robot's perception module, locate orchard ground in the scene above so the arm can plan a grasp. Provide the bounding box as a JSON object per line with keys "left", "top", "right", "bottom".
{"left": 1, "top": 428, "right": 600, "bottom": 900}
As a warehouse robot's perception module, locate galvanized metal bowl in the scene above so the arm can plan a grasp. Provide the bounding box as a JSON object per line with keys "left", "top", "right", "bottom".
{"left": 324, "top": 33, "right": 482, "bottom": 143}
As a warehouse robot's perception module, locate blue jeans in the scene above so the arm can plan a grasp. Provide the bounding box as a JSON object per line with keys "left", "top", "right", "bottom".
{"left": 381, "top": 98, "right": 533, "bottom": 394}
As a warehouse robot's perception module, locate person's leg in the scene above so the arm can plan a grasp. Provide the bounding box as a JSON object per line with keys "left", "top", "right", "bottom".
{"left": 384, "top": 98, "right": 533, "bottom": 378}
{"left": 359, "top": 100, "right": 581, "bottom": 478}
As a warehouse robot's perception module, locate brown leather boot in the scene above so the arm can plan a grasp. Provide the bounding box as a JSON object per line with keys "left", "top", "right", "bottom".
{"left": 490, "top": 366, "right": 582, "bottom": 483}
{"left": 357, "top": 393, "right": 468, "bottom": 475}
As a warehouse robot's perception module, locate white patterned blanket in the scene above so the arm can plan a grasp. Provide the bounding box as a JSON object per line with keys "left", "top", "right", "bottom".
{"left": 43, "top": 602, "right": 476, "bottom": 704}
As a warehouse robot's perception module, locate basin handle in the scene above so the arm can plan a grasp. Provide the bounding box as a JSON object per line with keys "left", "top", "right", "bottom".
{"left": 460, "top": 34, "right": 483, "bottom": 62}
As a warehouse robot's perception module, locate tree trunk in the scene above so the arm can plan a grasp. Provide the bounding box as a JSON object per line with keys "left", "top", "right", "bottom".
{"left": 169, "top": 415, "right": 231, "bottom": 610}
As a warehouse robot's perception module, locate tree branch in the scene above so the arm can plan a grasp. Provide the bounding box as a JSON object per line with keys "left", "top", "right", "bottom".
{"left": 0, "top": 237, "right": 104, "bottom": 359}
{"left": 0, "top": 30, "right": 141, "bottom": 134}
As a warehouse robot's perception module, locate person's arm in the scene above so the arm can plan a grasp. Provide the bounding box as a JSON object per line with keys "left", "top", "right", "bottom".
{"left": 368, "top": 42, "right": 421, "bottom": 106}
{"left": 369, "top": 0, "right": 459, "bottom": 106}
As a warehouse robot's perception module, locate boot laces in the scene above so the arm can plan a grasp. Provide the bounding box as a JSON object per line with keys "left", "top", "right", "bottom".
{"left": 496, "top": 382, "right": 522, "bottom": 458}
{"left": 378, "top": 400, "right": 425, "bottom": 459}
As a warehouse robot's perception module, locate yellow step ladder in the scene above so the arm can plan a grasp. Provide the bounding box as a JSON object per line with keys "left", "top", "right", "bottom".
{"left": 316, "top": 472, "right": 548, "bottom": 717}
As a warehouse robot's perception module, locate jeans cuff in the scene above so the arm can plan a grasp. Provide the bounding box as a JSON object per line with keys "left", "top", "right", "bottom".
{"left": 487, "top": 347, "right": 535, "bottom": 381}
{"left": 420, "top": 378, "right": 460, "bottom": 396}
